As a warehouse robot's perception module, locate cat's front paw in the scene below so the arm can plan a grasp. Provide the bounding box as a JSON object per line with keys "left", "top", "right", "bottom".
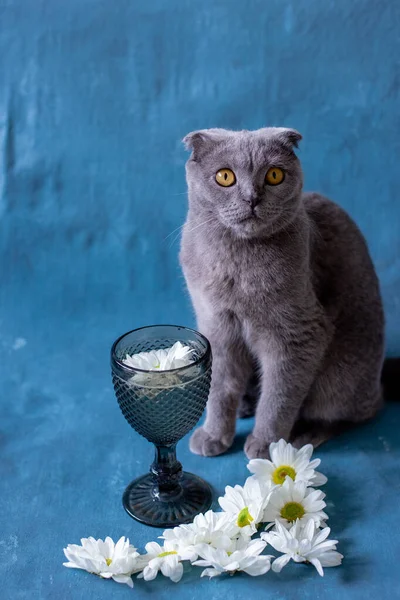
{"left": 244, "top": 434, "right": 271, "bottom": 459}
{"left": 190, "top": 427, "right": 232, "bottom": 457}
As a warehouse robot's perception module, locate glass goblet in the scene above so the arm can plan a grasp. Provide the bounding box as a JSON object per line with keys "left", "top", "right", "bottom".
{"left": 111, "top": 325, "right": 212, "bottom": 528}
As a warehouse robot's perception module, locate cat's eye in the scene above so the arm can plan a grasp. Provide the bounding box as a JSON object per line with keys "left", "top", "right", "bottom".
{"left": 215, "top": 168, "right": 236, "bottom": 187}
{"left": 265, "top": 167, "right": 285, "bottom": 186}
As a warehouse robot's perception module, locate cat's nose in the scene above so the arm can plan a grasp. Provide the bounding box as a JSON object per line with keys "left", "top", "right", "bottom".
{"left": 244, "top": 196, "right": 261, "bottom": 208}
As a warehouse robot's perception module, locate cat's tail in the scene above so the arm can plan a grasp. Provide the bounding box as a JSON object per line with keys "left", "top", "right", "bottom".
{"left": 382, "top": 358, "right": 400, "bottom": 401}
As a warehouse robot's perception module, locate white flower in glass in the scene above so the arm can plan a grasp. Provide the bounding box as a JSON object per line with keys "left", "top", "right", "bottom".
{"left": 123, "top": 341, "right": 194, "bottom": 371}
{"left": 193, "top": 537, "right": 273, "bottom": 578}
{"left": 247, "top": 439, "right": 327, "bottom": 487}
{"left": 262, "top": 519, "right": 343, "bottom": 576}
{"left": 160, "top": 510, "right": 237, "bottom": 561}
{"left": 218, "top": 476, "right": 272, "bottom": 537}
{"left": 63, "top": 537, "right": 140, "bottom": 588}
{"left": 137, "top": 541, "right": 184, "bottom": 583}
{"left": 123, "top": 342, "right": 196, "bottom": 395}
{"left": 263, "top": 478, "right": 328, "bottom": 529}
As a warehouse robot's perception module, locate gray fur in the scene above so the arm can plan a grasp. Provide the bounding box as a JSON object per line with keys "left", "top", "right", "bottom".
{"left": 180, "top": 127, "right": 384, "bottom": 459}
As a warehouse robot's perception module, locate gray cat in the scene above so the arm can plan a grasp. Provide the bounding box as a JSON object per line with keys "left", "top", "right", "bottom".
{"left": 180, "top": 127, "right": 384, "bottom": 459}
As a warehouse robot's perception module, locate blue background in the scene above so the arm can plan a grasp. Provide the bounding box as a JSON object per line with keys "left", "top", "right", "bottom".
{"left": 1, "top": 1, "right": 399, "bottom": 598}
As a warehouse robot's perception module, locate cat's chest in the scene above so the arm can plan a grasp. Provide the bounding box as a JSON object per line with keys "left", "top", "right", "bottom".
{"left": 193, "top": 244, "right": 275, "bottom": 308}
{"left": 204, "top": 258, "right": 244, "bottom": 300}
{"left": 181, "top": 228, "right": 298, "bottom": 312}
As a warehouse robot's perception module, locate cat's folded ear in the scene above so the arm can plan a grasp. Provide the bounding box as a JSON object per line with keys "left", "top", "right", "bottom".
{"left": 183, "top": 129, "right": 226, "bottom": 159}
{"left": 183, "top": 131, "right": 208, "bottom": 152}
{"left": 271, "top": 127, "right": 302, "bottom": 149}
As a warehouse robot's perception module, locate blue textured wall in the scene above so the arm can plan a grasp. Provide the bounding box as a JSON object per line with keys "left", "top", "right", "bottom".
{"left": 1, "top": 2, "right": 400, "bottom": 599}
{"left": 1, "top": 0, "right": 399, "bottom": 353}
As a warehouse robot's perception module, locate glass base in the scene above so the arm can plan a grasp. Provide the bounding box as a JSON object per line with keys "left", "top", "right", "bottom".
{"left": 122, "top": 472, "right": 212, "bottom": 528}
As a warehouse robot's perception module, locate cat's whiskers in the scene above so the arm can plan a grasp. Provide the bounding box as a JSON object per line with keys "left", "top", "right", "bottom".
{"left": 168, "top": 216, "right": 216, "bottom": 248}
{"left": 185, "top": 217, "right": 215, "bottom": 236}
{"left": 164, "top": 223, "right": 185, "bottom": 242}
{"left": 169, "top": 229, "right": 184, "bottom": 249}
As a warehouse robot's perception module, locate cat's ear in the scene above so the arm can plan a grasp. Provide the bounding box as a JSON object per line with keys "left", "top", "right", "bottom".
{"left": 183, "top": 129, "right": 225, "bottom": 159}
{"left": 272, "top": 127, "right": 302, "bottom": 149}
{"left": 183, "top": 131, "right": 208, "bottom": 154}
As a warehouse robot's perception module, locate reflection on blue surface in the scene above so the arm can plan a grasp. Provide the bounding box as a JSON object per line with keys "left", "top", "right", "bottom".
{"left": 1, "top": 0, "right": 399, "bottom": 598}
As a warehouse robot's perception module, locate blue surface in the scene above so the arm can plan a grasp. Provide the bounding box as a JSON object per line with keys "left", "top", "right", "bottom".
{"left": 1, "top": 1, "right": 400, "bottom": 598}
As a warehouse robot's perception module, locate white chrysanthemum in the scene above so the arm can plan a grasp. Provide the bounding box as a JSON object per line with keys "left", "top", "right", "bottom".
{"left": 262, "top": 519, "right": 343, "bottom": 576}
{"left": 161, "top": 510, "right": 237, "bottom": 561}
{"left": 123, "top": 341, "right": 194, "bottom": 371}
{"left": 137, "top": 541, "right": 184, "bottom": 583}
{"left": 193, "top": 537, "right": 273, "bottom": 578}
{"left": 263, "top": 478, "right": 328, "bottom": 529}
{"left": 63, "top": 536, "right": 140, "bottom": 588}
{"left": 247, "top": 439, "right": 327, "bottom": 487}
{"left": 218, "top": 476, "right": 273, "bottom": 537}
{"left": 123, "top": 342, "right": 196, "bottom": 395}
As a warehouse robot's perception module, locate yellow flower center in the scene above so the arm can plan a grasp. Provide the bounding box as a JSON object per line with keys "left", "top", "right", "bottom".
{"left": 272, "top": 465, "right": 296, "bottom": 485}
{"left": 105, "top": 558, "right": 112, "bottom": 566}
{"left": 158, "top": 550, "right": 178, "bottom": 558}
{"left": 280, "top": 501, "right": 305, "bottom": 522}
{"left": 237, "top": 506, "right": 254, "bottom": 528}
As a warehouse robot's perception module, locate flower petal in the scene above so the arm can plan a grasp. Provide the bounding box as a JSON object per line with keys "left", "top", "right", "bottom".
{"left": 309, "top": 557, "right": 324, "bottom": 576}
{"left": 200, "top": 568, "right": 221, "bottom": 578}
{"left": 312, "top": 472, "right": 328, "bottom": 486}
{"left": 312, "top": 527, "right": 332, "bottom": 546}
{"left": 318, "top": 551, "right": 343, "bottom": 568}
{"left": 145, "top": 541, "right": 162, "bottom": 556}
{"left": 272, "top": 554, "right": 292, "bottom": 573}
{"left": 242, "top": 539, "right": 267, "bottom": 557}
{"left": 111, "top": 574, "right": 134, "bottom": 587}
{"left": 243, "top": 556, "right": 271, "bottom": 576}
{"left": 302, "top": 519, "right": 316, "bottom": 541}
{"left": 297, "top": 444, "right": 314, "bottom": 462}
{"left": 142, "top": 565, "right": 158, "bottom": 581}
{"left": 165, "top": 561, "right": 183, "bottom": 583}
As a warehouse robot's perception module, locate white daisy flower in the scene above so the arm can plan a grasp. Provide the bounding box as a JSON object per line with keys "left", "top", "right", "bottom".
{"left": 160, "top": 510, "right": 237, "bottom": 561}
{"left": 247, "top": 439, "right": 327, "bottom": 487}
{"left": 63, "top": 536, "right": 140, "bottom": 588}
{"left": 193, "top": 537, "right": 273, "bottom": 578}
{"left": 123, "top": 341, "right": 194, "bottom": 371}
{"left": 218, "top": 476, "right": 273, "bottom": 537}
{"left": 122, "top": 342, "right": 197, "bottom": 396}
{"left": 263, "top": 477, "right": 328, "bottom": 529}
{"left": 262, "top": 519, "right": 343, "bottom": 576}
{"left": 137, "top": 541, "right": 184, "bottom": 583}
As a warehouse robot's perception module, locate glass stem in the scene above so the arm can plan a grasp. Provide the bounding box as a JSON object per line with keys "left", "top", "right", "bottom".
{"left": 151, "top": 444, "right": 183, "bottom": 498}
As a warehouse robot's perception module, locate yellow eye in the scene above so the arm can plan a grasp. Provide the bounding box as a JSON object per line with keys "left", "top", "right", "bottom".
{"left": 266, "top": 167, "right": 285, "bottom": 186}
{"left": 216, "top": 168, "right": 236, "bottom": 187}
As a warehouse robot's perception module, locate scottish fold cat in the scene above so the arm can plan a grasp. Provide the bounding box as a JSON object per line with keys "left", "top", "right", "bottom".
{"left": 180, "top": 127, "right": 384, "bottom": 459}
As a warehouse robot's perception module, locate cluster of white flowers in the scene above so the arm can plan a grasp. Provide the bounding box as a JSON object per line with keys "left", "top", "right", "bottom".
{"left": 63, "top": 439, "right": 343, "bottom": 587}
